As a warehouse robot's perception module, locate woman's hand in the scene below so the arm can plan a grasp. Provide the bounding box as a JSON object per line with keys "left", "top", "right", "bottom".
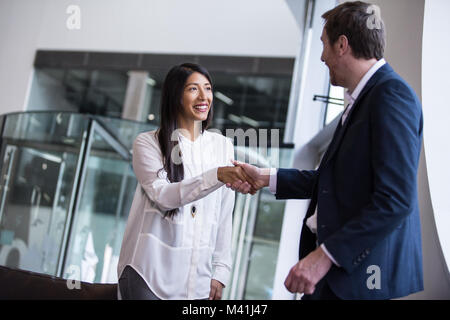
{"left": 217, "top": 166, "right": 257, "bottom": 194}
{"left": 209, "top": 279, "right": 224, "bottom": 300}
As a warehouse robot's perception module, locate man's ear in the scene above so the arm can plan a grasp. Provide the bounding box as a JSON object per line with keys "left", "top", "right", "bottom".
{"left": 336, "top": 35, "right": 350, "bottom": 56}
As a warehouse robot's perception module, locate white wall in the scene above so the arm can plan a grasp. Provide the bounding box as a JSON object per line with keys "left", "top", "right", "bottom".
{"left": 0, "top": 0, "right": 45, "bottom": 115}
{"left": 419, "top": 0, "right": 450, "bottom": 297}
{"left": 0, "top": 0, "right": 300, "bottom": 115}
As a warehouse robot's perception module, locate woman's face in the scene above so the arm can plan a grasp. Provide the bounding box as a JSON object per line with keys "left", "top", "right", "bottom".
{"left": 180, "top": 72, "right": 213, "bottom": 123}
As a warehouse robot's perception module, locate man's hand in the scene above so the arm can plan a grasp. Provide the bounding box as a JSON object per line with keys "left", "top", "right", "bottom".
{"left": 209, "top": 279, "right": 224, "bottom": 300}
{"left": 226, "top": 161, "right": 270, "bottom": 194}
{"left": 284, "top": 246, "right": 333, "bottom": 295}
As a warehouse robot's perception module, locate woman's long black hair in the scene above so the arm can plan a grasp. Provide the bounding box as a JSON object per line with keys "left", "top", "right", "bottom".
{"left": 157, "top": 63, "right": 214, "bottom": 218}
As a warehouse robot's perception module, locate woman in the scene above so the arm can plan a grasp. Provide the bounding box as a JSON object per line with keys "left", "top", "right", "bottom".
{"left": 117, "top": 63, "right": 253, "bottom": 300}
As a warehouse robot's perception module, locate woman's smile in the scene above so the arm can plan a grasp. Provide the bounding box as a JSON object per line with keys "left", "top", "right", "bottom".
{"left": 193, "top": 103, "right": 209, "bottom": 113}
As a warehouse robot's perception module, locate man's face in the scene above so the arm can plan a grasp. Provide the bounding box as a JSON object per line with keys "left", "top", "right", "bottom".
{"left": 320, "top": 28, "right": 341, "bottom": 87}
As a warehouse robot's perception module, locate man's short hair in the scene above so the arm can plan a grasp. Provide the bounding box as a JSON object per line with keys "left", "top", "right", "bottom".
{"left": 322, "top": 1, "right": 386, "bottom": 60}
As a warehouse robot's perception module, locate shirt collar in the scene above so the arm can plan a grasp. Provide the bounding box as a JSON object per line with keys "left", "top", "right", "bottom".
{"left": 347, "top": 58, "right": 386, "bottom": 103}
{"left": 344, "top": 90, "right": 354, "bottom": 105}
{"left": 178, "top": 130, "right": 204, "bottom": 144}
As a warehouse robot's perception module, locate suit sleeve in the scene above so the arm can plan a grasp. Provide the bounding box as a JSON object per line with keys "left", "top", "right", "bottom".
{"left": 275, "top": 169, "right": 318, "bottom": 200}
{"left": 323, "top": 79, "right": 423, "bottom": 274}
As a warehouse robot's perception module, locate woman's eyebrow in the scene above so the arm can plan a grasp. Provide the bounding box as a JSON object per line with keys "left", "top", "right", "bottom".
{"left": 184, "top": 82, "right": 211, "bottom": 87}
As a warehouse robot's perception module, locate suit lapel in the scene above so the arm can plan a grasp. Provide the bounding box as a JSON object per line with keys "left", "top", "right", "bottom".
{"left": 321, "top": 63, "right": 393, "bottom": 167}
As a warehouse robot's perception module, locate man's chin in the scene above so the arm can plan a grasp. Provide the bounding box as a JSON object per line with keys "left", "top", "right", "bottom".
{"left": 330, "top": 78, "right": 344, "bottom": 88}
{"left": 329, "top": 76, "right": 337, "bottom": 86}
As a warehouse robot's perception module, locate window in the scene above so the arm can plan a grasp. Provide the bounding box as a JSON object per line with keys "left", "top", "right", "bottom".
{"left": 323, "top": 84, "right": 344, "bottom": 126}
{"left": 29, "top": 51, "right": 294, "bottom": 138}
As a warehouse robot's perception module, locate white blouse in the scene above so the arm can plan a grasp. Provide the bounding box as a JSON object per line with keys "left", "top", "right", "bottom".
{"left": 117, "top": 129, "right": 235, "bottom": 300}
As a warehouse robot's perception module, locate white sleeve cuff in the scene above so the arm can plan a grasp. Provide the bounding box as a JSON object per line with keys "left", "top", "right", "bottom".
{"left": 269, "top": 168, "right": 277, "bottom": 194}
{"left": 205, "top": 167, "right": 221, "bottom": 188}
{"left": 212, "top": 264, "right": 231, "bottom": 288}
{"left": 320, "top": 243, "right": 340, "bottom": 267}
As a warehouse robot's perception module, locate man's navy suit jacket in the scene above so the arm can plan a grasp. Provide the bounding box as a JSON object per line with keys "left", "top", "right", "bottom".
{"left": 276, "top": 63, "right": 424, "bottom": 299}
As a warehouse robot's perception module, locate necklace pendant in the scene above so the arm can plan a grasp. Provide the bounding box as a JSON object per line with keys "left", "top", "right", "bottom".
{"left": 191, "top": 205, "right": 196, "bottom": 218}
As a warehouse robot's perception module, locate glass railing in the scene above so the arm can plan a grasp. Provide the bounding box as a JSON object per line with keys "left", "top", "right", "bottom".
{"left": 0, "top": 112, "right": 87, "bottom": 277}
{"left": 0, "top": 111, "right": 155, "bottom": 282}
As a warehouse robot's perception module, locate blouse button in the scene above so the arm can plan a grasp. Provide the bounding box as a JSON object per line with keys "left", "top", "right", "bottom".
{"left": 191, "top": 205, "right": 196, "bottom": 218}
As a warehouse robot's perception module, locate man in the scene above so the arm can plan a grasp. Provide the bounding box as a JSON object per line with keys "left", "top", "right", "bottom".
{"left": 229, "top": 1, "right": 423, "bottom": 300}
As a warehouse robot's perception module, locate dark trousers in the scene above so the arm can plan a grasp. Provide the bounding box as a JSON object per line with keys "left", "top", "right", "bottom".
{"left": 118, "top": 265, "right": 209, "bottom": 300}
{"left": 301, "top": 278, "right": 341, "bottom": 300}
{"left": 118, "top": 266, "right": 160, "bottom": 300}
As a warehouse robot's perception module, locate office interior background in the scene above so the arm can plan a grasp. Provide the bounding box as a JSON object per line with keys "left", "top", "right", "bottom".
{"left": 0, "top": 0, "right": 448, "bottom": 299}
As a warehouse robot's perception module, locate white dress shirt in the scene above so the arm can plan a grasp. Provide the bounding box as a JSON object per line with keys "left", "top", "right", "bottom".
{"left": 117, "top": 130, "right": 235, "bottom": 300}
{"left": 269, "top": 59, "right": 386, "bottom": 266}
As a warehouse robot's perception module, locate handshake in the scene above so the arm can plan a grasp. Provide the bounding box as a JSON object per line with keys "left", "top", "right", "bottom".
{"left": 217, "top": 161, "right": 271, "bottom": 195}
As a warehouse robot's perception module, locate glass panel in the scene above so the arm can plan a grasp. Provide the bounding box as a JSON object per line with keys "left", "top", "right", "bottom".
{"left": 225, "top": 191, "right": 260, "bottom": 299}
{"left": 209, "top": 74, "right": 291, "bottom": 139}
{"left": 94, "top": 115, "right": 157, "bottom": 151}
{"left": 243, "top": 190, "right": 286, "bottom": 299}
{"left": 27, "top": 68, "right": 78, "bottom": 112}
{"left": 243, "top": 241, "right": 280, "bottom": 299}
{"left": 0, "top": 112, "right": 87, "bottom": 275}
{"left": 28, "top": 68, "right": 128, "bottom": 118}
{"left": 2, "top": 111, "right": 87, "bottom": 143}
{"left": 62, "top": 123, "right": 137, "bottom": 283}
